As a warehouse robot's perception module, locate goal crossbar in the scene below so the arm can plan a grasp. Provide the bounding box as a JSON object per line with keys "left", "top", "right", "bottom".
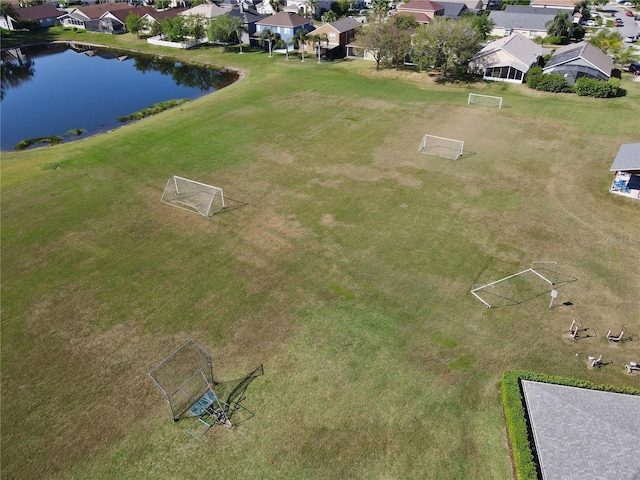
{"left": 468, "top": 93, "right": 503, "bottom": 109}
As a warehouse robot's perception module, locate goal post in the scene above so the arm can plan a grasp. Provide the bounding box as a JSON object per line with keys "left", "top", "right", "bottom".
{"left": 468, "top": 93, "right": 503, "bottom": 109}
{"left": 418, "top": 134, "right": 464, "bottom": 160}
{"left": 161, "top": 176, "right": 225, "bottom": 217}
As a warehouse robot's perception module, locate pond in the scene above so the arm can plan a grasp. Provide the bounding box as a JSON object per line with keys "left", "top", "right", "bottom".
{"left": 0, "top": 43, "right": 239, "bottom": 151}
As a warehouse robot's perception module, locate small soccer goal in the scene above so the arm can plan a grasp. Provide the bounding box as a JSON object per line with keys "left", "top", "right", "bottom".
{"left": 418, "top": 134, "right": 464, "bottom": 160}
{"left": 471, "top": 261, "right": 558, "bottom": 308}
{"left": 161, "top": 176, "right": 225, "bottom": 217}
{"left": 467, "top": 93, "right": 503, "bottom": 109}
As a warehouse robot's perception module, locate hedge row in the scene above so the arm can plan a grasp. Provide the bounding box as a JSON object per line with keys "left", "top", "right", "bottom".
{"left": 502, "top": 371, "right": 639, "bottom": 480}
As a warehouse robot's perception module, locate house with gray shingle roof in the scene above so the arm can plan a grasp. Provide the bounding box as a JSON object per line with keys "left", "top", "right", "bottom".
{"left": 521, "top": 380, "right": 640, "bottom": 479}
{"left": 609, "top": 143, "right": 640, "bottom": 199}
{"left": 543, "top": 41, "right": 613, "bottom": 85}
{"left": 488, "top": 7, "right": 558, "bottom": 38}
{"left": 10, "top": 4, "right": 61, "bottom": 28}
{"left": 468, "top": 32, "right": 543, "bottom": 83}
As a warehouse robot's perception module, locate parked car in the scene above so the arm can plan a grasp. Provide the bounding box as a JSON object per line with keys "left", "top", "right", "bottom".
{"left": 625, "top": 11, "right": 633, "bottom": 16}
{"left": 615, "top": 18, "right": 624, "bottom": 26}
{"left": 624, "top": 35, "right": 635, "bottom": 43}
{"left": 585, "top": 19, "right": 596, "bottom": 26}
{"left": 629, "top": 63, "right": 640, "bottom": 75}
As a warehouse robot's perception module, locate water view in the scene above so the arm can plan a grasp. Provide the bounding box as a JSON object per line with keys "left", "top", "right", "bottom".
{"left": 0, "top": 43, "right": 239, "bottom": 151}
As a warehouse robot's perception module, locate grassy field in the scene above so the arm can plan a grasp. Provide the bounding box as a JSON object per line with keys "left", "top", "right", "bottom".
{"left": 2, "top": 32, "right": 640, "bottom": 479}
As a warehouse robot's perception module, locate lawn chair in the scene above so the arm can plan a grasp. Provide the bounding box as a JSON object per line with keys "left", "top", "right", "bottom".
{"left": 589, "top": 354, "right": 603, "bottom": 368}
{"left": 625, "top": 362, "right": 639, "bottom": 374}
{"left": 606, "top": 329, "right": 625, "bottom": 342}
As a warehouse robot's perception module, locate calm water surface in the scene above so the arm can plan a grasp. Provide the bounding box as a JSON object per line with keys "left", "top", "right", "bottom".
{"left": 0, "top": 43, "right": 238, "bottom": 151}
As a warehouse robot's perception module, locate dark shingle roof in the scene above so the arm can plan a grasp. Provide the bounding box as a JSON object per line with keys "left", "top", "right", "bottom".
{"left": 255, "top": 11, "right": 311, "bottom": 27}
{"left": 14, "top": 4, "right": 61, "bottom": 21}
{"left": 488, "top": 9, "right": 556, "bottom": 31}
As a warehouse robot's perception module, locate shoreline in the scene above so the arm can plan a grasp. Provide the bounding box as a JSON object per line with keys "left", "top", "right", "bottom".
{"left": 1, "top": 40, "right": 247, "bottom": 154}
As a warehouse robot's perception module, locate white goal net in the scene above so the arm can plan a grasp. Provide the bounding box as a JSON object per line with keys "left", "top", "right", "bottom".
{"left": 418, "top": 134, "right": 464, "bottom": 160}
{"left": 161, "top": 176, "right": 225, "bottom": 217}
{"left": 468, "top": 93, "right": 503, "bottom": 109}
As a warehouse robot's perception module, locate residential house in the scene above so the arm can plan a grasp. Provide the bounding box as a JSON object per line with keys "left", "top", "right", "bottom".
{"left": 58, "top": 3, "right": 132, "bottom": 29}
{"left": 305, "top": 17, "right": 361, "bottom": 59}
{"left": 140, "top": 7, "right": 189, "bottom": 28}
{"left": 542, "top": 41, "right": 613, "bottom": 85}
{"left": 225, "top": 8, "right": 268, "bottom": 45}
{"left": 438, "top": 2, "right": 469, "bottom": 19}
{"left": 90, "top": 6, "right": 157, "bottom": 34}
{"left": 468, "top": 32, "right": 543, "bottom": 82}
{"left": 609, "top": 143, "right": 640, "bottom": 200}
{"left": 255, "top": 0, "right": 331, "bottom": 16}
{"left": 488, "top": 7, "right": 559, "bottom": 39}
{"left": 530, "top": 0, "right": 577, "bottom": 10}
{"left": 395, "top": 0, "right": 445, "bottom": 25}
{"left": 8, "top": 4, "right": 61, "bottom": 28}
{"left": 254, "top": 11, "right": 312, "bottom": 42}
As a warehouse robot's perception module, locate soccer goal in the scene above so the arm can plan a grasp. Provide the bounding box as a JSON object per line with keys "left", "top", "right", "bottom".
{"left": 418, "top": 134, "right": 464, "bottom": 160}
{"left": 471, "top": 261, "right": 557, "bottom": 308}
{"left": 468, "top": 93, "right": 503, "bottom": 109}
{"left": 161, "top": 176, "right": 225, "bottom": 217}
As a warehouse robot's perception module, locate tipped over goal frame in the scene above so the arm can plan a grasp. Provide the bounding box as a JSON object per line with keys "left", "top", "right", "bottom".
{"left": 471, "top": 261, "right": 558, "bottom": 308}
{"left": 467, "top": 93, "right": 503, "bottom": 109}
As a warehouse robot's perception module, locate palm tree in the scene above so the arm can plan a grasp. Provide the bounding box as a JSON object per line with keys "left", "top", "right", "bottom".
{"left": 545, "top": 11, "right": 574, "bottom": 39}
{"left": 259, "top": 28, "right": 280, "bottom": 57}
{"left": 0, "top": 1, "right": 18, "bottom": 21}
{"left": 309, "top": 32, "right": 329, "bottom": 63}
{"left": 236, "top": 22, "right": 248, "bottom": 54}
{"left": 294, "top": 28, "right": 310, "bottom": 62}
{"left": 302, "top": 0, "right": 318, "bottom": 18}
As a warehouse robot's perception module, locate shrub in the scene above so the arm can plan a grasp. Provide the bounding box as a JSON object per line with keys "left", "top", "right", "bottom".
{"left": 526, "top": 66, "right": 543, "bottom": 89}
{"left": 574, "top": 77, "right": 619, "bottom": 97}
{"left": 537, "top": 73, "right": 570, "bottom": 92}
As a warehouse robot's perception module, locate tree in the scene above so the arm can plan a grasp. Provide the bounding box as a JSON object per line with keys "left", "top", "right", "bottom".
{"left": 269, "top": 0, "right": 285, "bottom": 12}
{"left": 330, "top": 0, "right": 349, "bottom": 16}
{"left": 410, "top": 17, "right": 482, "bottom": 76}
{"left": 0, "top": 1, "right": 18, "bottom": 21}
{"left": 545, "top": 11, "right": 574, "bottom": 39}
{"left": 321, "top": 10, "right": 338, "bottom": 23}
{"left": 208, "top": 14, "right": 243, "bottom": 51}
{"left": 354, "top": 23, "right": 391, "bottom": 70}
{"left": 277, "top": 37, "right": 295, "bottom": 59}
{"left": 468, "top": 12, "right": 494, "bottom": 39}
{"left": 259, "top": 27, "right": 280, "bottom": 57}
{"left": 236, "top": 22, "right": 248, "bottom": 54}
{"left": 371, "top": 0, "right": 389, "bottom": 22}
{"left": 390, "top": 13, "right": 418, "bottom": 30}
{"left": 294, "top": 28, "right": 310, "bottom": 61}
{"left": 385, "top": 23, "right": 412, "bottom": 69}
{"left": 302, "top": 0, "right": 319, "bottom": 17}
{"left": 588, "top": 28, "right": 623, "bottom": 56}
{"left": 309, "top": 32, "right": 329, "bottom": 63}
{"left": 161, "top": 16, "right": 189, "bottom": 42}
{"left": 125, "top": 12, "right": 147, "bottom": 38}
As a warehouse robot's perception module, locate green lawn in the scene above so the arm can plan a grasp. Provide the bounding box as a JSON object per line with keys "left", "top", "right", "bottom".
{"left": 2, "top": 32, "right": 639, "bottom": 479}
